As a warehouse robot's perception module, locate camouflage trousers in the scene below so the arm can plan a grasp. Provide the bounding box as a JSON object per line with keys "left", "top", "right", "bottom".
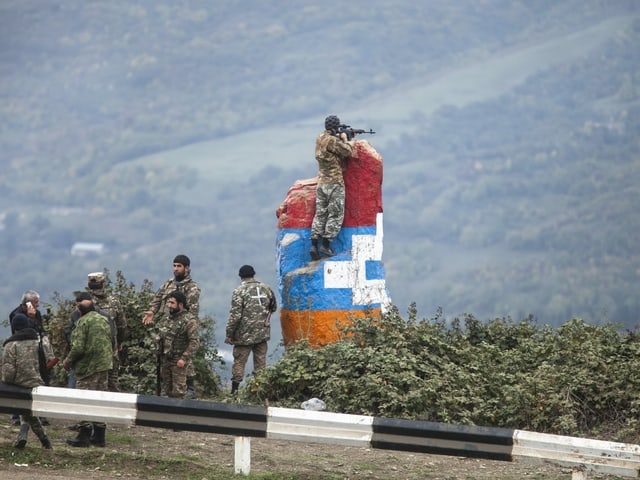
{"left": 311, "top": 183, "right": 345, "bottom": 240}
{"left": 231, "top": 341, "right": 268, "bottom": 384}
{"left": 20, "top": 414, "right": 47, "bottom": 443}
{"left": 76, "top": 370, "right": 109, "bottom": 429}
{"left": 161, "top": 357, "right": 189, "bottom": 398}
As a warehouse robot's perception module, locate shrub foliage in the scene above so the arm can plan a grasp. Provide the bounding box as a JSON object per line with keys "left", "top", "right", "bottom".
{"left": 43, "top": 271, "right": 222, "bottom": 396}
{"left": 245, "top": 305, "right": 640, "bottom": 442}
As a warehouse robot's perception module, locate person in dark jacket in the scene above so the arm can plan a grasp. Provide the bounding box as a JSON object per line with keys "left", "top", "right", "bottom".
{"left": 2, "top": 313, "right": 52, "bottom": 449}
{"left": 7, "top": 290, "right": 53, "bottom": 426}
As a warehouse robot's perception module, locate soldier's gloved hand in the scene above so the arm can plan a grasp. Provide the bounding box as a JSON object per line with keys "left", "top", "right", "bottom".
{"left": 62, "top": 359, "right": 71, "bottom": 371}
{"left": 225, "top": 337, "right": 234, "bottom": 345}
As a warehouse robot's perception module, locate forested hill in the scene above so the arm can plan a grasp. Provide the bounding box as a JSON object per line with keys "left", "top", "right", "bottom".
{"left": 1, "top": 1, "right": 639, "bottom": 347}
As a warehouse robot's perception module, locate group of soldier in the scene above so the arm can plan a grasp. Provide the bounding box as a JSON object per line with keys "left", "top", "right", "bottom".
{"left": 2, "top": 114, "right": 354, "bottom": 451}
{"left": 1, "top": 253, "right": 277, "bottom": 450}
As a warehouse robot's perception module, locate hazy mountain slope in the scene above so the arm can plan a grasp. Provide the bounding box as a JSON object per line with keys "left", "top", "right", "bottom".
{"left": 1, "top": 1, "right": 639, "bottom": 350}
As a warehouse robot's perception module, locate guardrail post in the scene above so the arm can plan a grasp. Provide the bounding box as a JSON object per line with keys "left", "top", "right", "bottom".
{"left": 572, "top": 466, "right": 587, "bottom": 480}
{"left": 234, "top": 436, "right": 251, "bottom": 475}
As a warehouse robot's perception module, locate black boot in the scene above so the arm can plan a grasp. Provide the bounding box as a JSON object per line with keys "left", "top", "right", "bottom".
{"left": 231, "top": 381, "right": 240, "bottom": 396}
{"left": 309, "top": 239, "right": 320, "bottom": 261}
{"left": 90, "top": 424, "right": 106, "bottom": 447}
{"left": 40, "top": 435, "right": 52, "bottom": 449}
{"left": 14, "top": 422, "right": 29, "bottom": 449}
{"left": 66, "top": 424, "right": 92, "bottom": 447}
{"left": 318, "top": 238, "right": 335, "bottom": 257}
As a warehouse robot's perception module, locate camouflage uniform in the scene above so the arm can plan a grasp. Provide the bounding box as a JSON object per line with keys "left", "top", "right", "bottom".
{"left": 157, "top": 309, "right": 199, "bottom": 398}
{"left": 226, "top": 279, "right": 277, "bottom": 384}
{"left": 67, "top": 306, "right": 117, "bottom": 380}
{"left": 64, "top": 310, "right": 113, "bottom": 380}
{"left": 148, "top": 274, "right": 200, "bottom": 378}
{"left": 149, "top": 274, "right": 201, "bottom": 320}
{"left": 64, "top": 309, "right": 113, "bottom": 431}
{"left": 91, "top": 288, "right": 127, "bottom": 391}
{"left": 2, "top": 327, "right": 51, "bottom": 447}
{"left": 311, "top": 129, "right": 354, "bottom": 240}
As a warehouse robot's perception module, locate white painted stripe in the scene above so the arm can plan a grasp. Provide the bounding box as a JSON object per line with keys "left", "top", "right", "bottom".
{"left": 267, "top": 407, "right": 373, "bottom": 447}
{"left": 513, "top": 429, "right": 640, "bottom": 477}
{"left": 32, "top": 386, "right": 137, "bottom": 425}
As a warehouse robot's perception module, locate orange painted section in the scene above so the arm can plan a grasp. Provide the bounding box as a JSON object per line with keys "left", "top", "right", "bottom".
{"left": 280, "top": 308, "right": 382, "bottom": 347}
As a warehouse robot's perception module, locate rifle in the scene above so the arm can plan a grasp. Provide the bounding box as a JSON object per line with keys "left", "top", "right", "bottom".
{"left": 337, "top": 124, "right": 376, "bottom": 141}
{"left": 156, "top": 338, "right": 163, "bottom": 396}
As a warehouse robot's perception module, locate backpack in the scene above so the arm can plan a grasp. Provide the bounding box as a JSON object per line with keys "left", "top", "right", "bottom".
{"left": 38, "top": 335, "right": 54, "bottom": 385}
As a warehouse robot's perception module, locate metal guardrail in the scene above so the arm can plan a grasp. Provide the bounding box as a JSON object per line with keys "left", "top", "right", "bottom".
{"left": 1, "top": 383, "right": 639, "bottom": 478}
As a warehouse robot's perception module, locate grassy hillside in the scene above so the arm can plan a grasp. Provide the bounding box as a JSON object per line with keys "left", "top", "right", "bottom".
{"left": 1, "top": 1, "right": 639, "bottom": 347}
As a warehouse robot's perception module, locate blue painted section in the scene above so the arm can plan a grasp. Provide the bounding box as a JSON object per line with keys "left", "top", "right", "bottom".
{"left": 365, "top": 259, "right": 385, "bottom": 280}
{"left": 277, "top": 225, "right": 385, "bottom": 312}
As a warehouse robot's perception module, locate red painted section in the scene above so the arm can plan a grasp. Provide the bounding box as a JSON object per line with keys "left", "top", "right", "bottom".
{"left": 275, "top": 178, "right": 317, "bottom": 229}
{"left": 343, "top": 141, "right": 383, "bottom": 227}
{"left": 276, "top": 140, "right": 383, "bottom": 229}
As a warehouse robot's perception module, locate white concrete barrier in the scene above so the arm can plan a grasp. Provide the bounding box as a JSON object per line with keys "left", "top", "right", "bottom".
{"left": 1, "top": 383, "right": 638, "bottom": 478}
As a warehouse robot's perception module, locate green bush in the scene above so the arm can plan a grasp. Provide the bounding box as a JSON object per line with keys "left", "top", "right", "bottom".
{"left": 244, "top": 306, "right": 640, "bottom": 442}
{"left": 44, "top": 270, "right": 222, "bottom": 397}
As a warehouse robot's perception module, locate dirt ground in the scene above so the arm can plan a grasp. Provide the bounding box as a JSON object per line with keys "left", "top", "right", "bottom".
{"left": 0, "top": 417, "right": 623, "bottom": 480}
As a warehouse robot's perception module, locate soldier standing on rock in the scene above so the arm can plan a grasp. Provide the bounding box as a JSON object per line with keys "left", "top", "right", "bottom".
{"left": 309, "top": 114, "right": 355, "bottom": 260}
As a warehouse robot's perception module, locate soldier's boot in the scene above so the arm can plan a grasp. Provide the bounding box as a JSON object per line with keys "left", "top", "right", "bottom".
{"left": 66, "top": 424, "right": 92, "bottom": 447}
{"left": 37, "top": 431, "right": 52, "bottom": 449}
{"left": 318, "top": 238, "right": 335, "bottom": 257}
{"left": 90, "top": 424, "right": 106, "bottom": 447}
{"left": 231, "top": 381, "right": 240, "bottom": 396}
{"left": 309, "top": 239, "right": 320, "bottom": 261}
{"left": 14, "top": 422, "right": 30, "bottom": 449}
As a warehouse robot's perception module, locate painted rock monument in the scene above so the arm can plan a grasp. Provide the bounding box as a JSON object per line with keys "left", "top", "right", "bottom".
{"left": 276, "top": 140, "right": 391, "bottom": 346}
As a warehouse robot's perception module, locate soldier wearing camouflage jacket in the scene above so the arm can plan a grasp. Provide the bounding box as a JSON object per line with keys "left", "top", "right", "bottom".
{"left": 143, "top": 254, "right": 201, "bottom": 397}
{"left": 63, "top": 292, "right": 113, "bottom": 448}
{"left": 157, "top": 291, "right": 199, "bottom": 398}
{"left": 2, "top": 313, "right": 52, "bottom": 449}
{"left": 144, "top": 255, "right": 201, "bottom": 323}
{"left": 87, "top": 271, "right": 127, "bottom": 391}
{"left": 310, "top": 115, "right": 355, "bottom": 260}
{"left": 225, "top": 265, "right": 277, "bottom": 395}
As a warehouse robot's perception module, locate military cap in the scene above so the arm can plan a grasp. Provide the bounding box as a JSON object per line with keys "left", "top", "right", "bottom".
{"left": 238, "top": 265, "right": 256, "bottom": 278}
{"left": 173, "top": 254, "right": 191, "bottom": 267}
{"left": 88, "top": 271, "right": 105, "bottom": 282}
{"left": 75, "top": 291, "right": 93, "bottom": 302}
